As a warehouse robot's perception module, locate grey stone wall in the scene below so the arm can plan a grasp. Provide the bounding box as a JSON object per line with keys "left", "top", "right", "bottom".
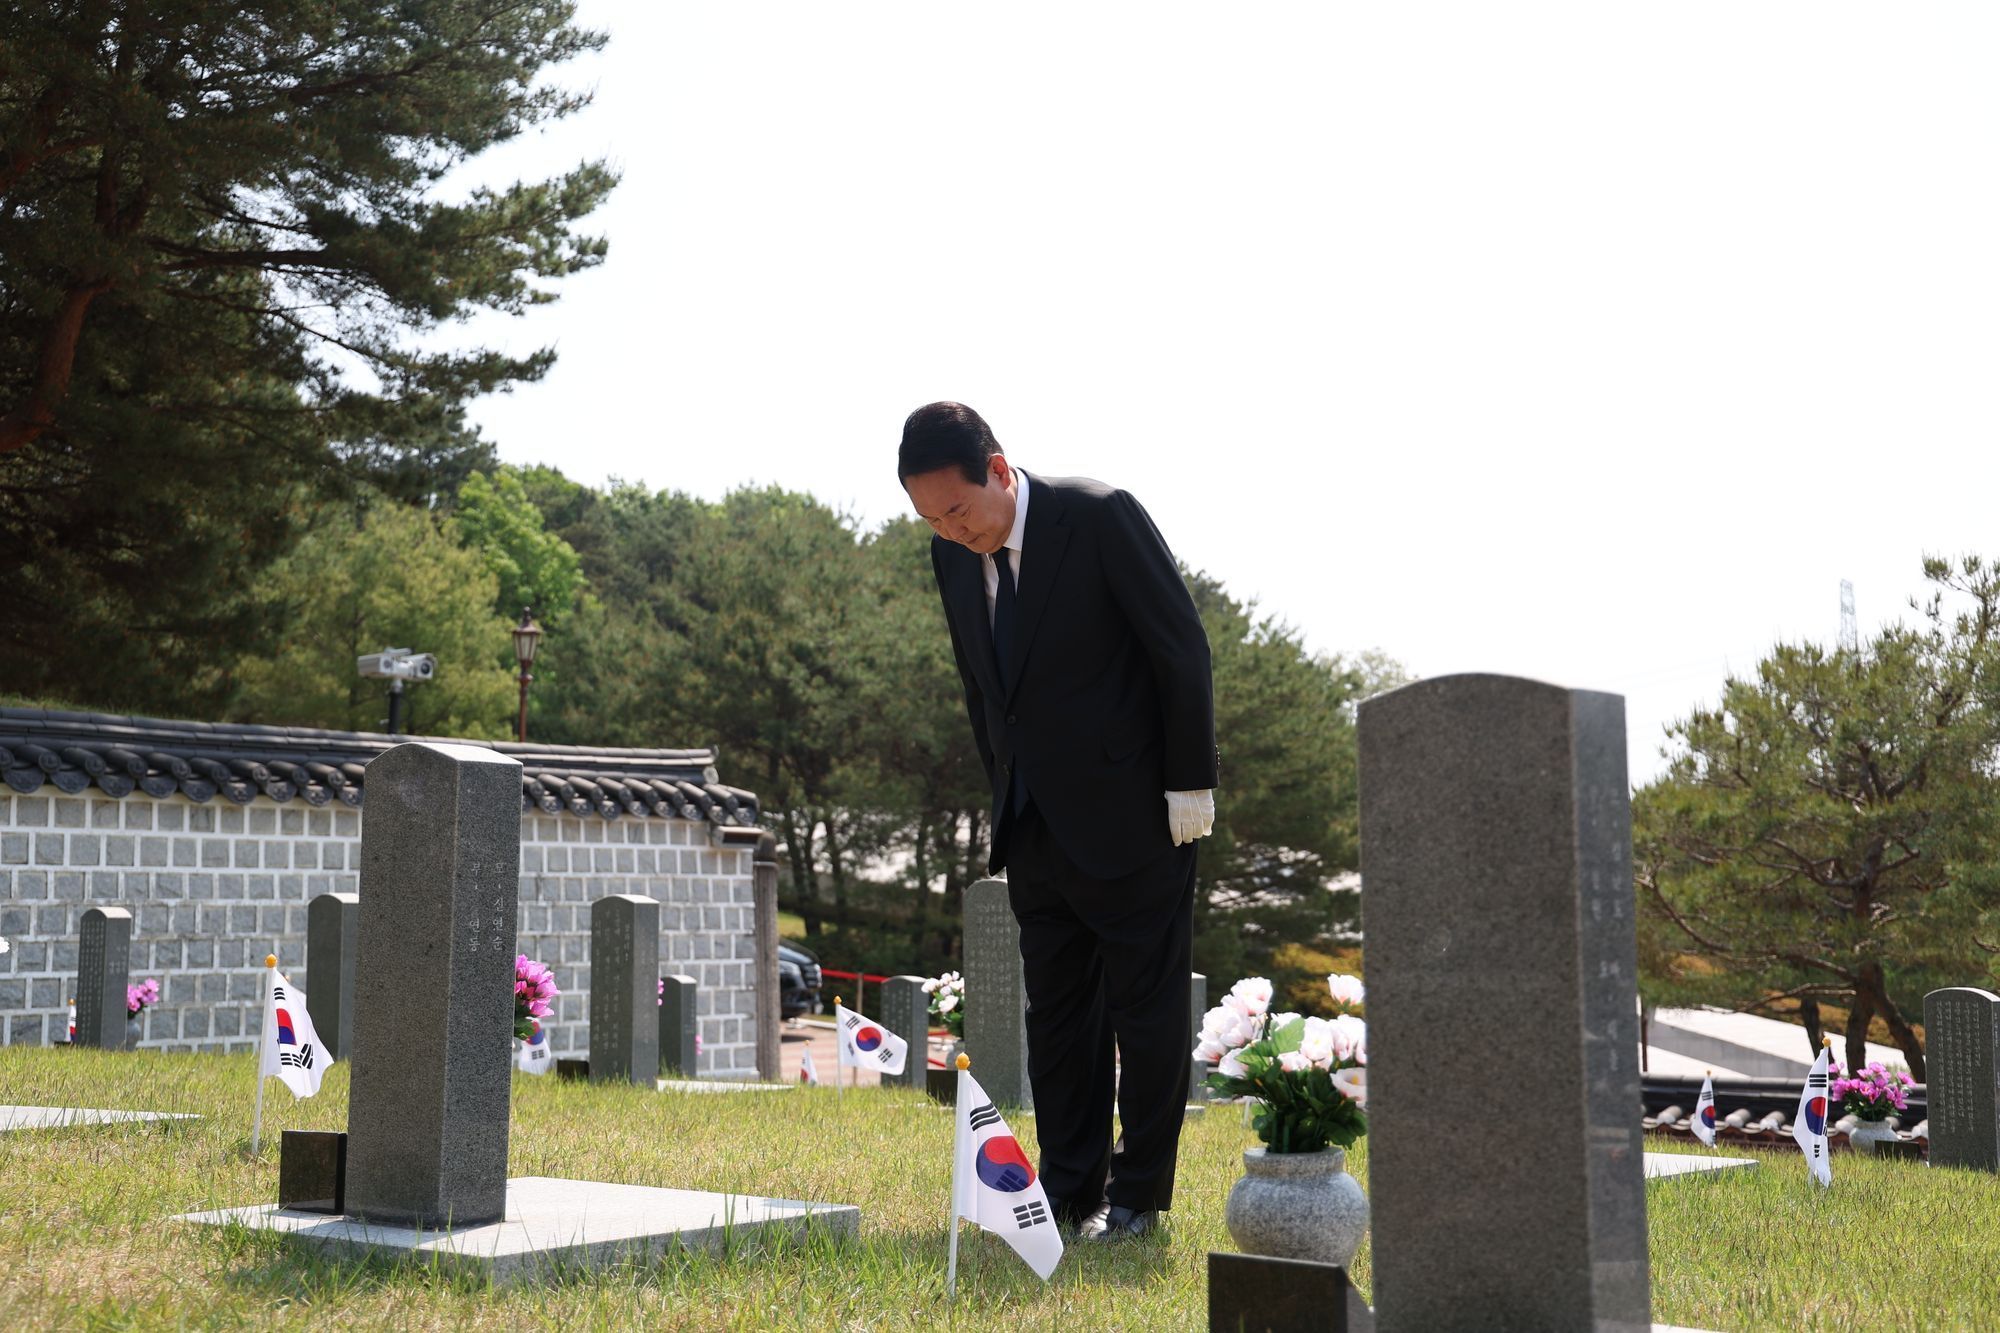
{"left": 0, "top": 792, "right": 757, "bottom": 1077}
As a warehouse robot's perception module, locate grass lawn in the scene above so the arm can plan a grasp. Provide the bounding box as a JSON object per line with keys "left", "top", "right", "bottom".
{"left": 1, "top": 1049, "right": 1995, "bottom": 1331}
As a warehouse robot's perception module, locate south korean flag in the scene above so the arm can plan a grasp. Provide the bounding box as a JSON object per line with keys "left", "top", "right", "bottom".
{"left": 516, "top": 1022, "right": 553, "bottom": 1075}
{"left": 1691, "top": 1072, "right": 1717, "bottom": 1148}
{"left": 259, "top": 973, "right": 328, "bottom": 1098}
{"left": 952, "top": 1068, "right": 1063, "bottom": 1280}
{"left": 1792, "top": 1044, "right": 1832, "bottom": 1187}
{"left": 835, "top": 1001, "right": 908, "bottom": 1076}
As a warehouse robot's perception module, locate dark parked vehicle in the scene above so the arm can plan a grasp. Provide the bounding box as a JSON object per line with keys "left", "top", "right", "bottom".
{"left": 779, "top": 941, "right": 822, "bottom": 1018}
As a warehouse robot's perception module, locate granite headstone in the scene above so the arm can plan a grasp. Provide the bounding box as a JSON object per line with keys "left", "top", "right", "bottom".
{"left": 962, "top": 877, "right": 1032, "bottom": 1109}
{"left": 881, "top": 975, "right": 932, "bottom": 1090}
{"left": 1922, "top": 986, "right": 2000, "bottom": 1172}
{"left": 306, "top": 892, "right": 360, "bottom": 1060}
{"left": 75, "top": 906, "right": 133, "bottom": 1050}
{"left": 753, "top": 833, "right": 781, "bottom": 1081}
{"left": 658, "top": 973, "right": 698, "bottom": 1078}
{"left": 1358, "top": 674, "right": 1650, "bottom": 1331}
{"left": 344, "top": 741, "right": 521, "bottom": 1229}
{"left": 590, "top": 894, "right": 660, "bottom": 1085}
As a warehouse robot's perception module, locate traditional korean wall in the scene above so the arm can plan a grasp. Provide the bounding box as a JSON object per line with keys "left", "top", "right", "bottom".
{"left": 0, "top": 792, "right": 757, "bottom": 1076}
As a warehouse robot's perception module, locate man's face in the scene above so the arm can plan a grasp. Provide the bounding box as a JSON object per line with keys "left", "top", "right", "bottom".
{"left": 904, "top": 455, "right": 1017, "bottom": 554}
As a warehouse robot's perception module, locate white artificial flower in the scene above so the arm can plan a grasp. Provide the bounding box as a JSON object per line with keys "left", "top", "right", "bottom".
{"left": 0, "top": 936, "right": 10, "bottom": 955}
{"left": 1332, "top": 1014, "right": 1367, "bottom": 1063}
{"left": 1296, "top": 1016, "right": 1336, "bottom": 1066}
{"left": 1228, "top": 976, "right": 1274, "bottom": 1018}
{"left": 921, "top": 978, "right": 939, "bottom": 994}
{"left": 1269, "top": 1012, "right": 1301, "bottom": 1032}
{"left": 937, "top": 994, "right": 957, "bottom": 1014}
{"left": 1327, "top": 973, "right": 1365, "bottom": 1007}
{"left": 1193, "top": 1035, "right": 1228, "bottom": 1061}
{"left": 1331, "top": 1066, "right": 1367, "bottom": 1107}
{"left": 1277, "top": 1050, "right": 1312, "bottom": 1073}
{"left": 1218, "top": 1049, "right": 1249, "bottom": 1080}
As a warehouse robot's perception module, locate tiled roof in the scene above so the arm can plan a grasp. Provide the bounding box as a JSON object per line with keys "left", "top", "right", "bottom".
{"left": 1642, "top": 1073, "right": 1929, "bottom": 1155}
{"left": 0, "top": 707, "right": 760, "bottom": 826}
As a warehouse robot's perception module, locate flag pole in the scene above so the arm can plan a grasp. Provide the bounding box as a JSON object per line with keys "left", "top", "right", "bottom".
{"left": 947, "top": 1052, "right": 969, "bottom": 1298}
{"left": 834, "top": 996, "right": 844, "bottom": 1105}
{"left": 250, "top": 953, "right": 275, "bottom": 1154}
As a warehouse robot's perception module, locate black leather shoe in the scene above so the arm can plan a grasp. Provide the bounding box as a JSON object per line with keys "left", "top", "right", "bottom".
{"left": 1076, "top": 1203, "right": 1160, "bottom": 1241}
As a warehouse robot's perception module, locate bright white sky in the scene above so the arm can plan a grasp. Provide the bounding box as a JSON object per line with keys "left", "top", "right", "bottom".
{"left": 454, "top": 3, "right": 2000, "bottom": 784}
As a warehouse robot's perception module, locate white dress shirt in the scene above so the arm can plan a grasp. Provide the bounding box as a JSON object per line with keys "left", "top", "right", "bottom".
{"left": 983, "top": 467, "right": 1030, "bottom": 629}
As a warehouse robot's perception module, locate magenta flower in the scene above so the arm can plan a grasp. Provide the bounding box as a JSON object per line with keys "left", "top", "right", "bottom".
{"left": 125, "top": 977, "right": 161, "bottom": 1016}
{"left": 514, "top": 955, "right": 560, "bottom": 1040}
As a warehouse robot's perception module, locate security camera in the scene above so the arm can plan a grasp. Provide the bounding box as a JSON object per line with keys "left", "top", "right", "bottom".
{"left": 357, "top": 648, "right": 439, "bottom": 682}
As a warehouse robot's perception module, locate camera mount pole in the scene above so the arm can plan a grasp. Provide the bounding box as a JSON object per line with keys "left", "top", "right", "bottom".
{"left": 387, "top": 678, "right": 405, "bottom": 736}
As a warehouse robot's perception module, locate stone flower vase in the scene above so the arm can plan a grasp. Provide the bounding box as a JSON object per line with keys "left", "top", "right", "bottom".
{"left": 1848, "top": 1118, "right": 1898, "bottom": 1155}
{"left": 1225, "top": 1146, "right": 1370, "bottom": 1267}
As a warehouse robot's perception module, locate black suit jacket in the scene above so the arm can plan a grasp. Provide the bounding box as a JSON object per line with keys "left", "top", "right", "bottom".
{"left": 931, "top": 472, "right": 1218, "bottom": 881}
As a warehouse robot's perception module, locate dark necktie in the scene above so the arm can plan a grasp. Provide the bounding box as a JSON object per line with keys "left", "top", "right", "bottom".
{"left": 991, "top": 548, "right": 1018, "bottom": 694}
{"left": 991, "top": 549, "right": 1027, "bottom": 814}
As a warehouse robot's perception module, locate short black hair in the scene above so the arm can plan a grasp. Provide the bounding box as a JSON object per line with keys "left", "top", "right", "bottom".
{"left": 898, "top": 402, "right": 1000, "bottom": 486}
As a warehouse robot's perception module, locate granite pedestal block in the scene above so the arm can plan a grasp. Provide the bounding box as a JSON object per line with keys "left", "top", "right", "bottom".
{"left": 1190, "top": 972, "right": 1210, "bottom": 1103}
{"left": 1358, "top": 675, "right": 1650, "bottom": 1331}
{"left": 1208, "top": 1252, "right": 1372, "bottom": 1333}
{"left": 753, "top": 833, "right": 782, "bottom": 1081}
{"left": 1922, "top": 986, "right": 2000, "bottom": 1172}
{"left": 557, "top": 1058, "right": 590, "bottom": 1081}
{"left": 344, "top": 741, "right": 522, "bottom": 1230}
{"left": 280, "top": 1130, "right": 348, "bottom": 1214}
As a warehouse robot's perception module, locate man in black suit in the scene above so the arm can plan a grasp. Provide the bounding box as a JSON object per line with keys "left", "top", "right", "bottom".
{"left": 899, "top": 401, "right": 1217, "bottom": 1241}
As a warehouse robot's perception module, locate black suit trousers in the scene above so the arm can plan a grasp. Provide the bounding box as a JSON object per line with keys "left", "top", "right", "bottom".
{"left": 1004, "top": 800, "right": 1196, "bottom": 1213}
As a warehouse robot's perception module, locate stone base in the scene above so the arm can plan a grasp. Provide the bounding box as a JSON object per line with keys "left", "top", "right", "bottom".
{"left": 0, "top": 1106, "right": 198, "bottom": 1132}
{"left": 1642, "top": 1152, "right": 1758, "bottom": 1180}
{"left": 175, "top": 1175, "right": 860, "bottom": 1285}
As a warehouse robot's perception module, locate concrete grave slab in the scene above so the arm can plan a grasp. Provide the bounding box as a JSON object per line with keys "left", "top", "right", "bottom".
{"left": 656, "top": 1078, "right": 791, "bottom": 1095}
{"left": 0, "top": 1105, "right": 198, "bottom": 1132}
{"left": 176, "top": 1175, "right": 858, "bottom": 1285}
{"left": 1642, "top": 1152, "right": 1758, "bottom": 1180}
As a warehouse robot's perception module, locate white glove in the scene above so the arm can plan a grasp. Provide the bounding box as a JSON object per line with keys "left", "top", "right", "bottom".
{"left": 1166, "top": 789, "right": 1216, "bottom": 846}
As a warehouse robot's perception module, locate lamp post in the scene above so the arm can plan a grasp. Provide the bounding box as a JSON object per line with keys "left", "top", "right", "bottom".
{"left": 512, "top": 606, "right": 542, "bottom": 744}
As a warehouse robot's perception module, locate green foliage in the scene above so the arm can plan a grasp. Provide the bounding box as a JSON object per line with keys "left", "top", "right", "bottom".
{"left": 1190, "top": 572, "right": 1407, "bottom": 996}
{"left": 227, "top": 493, "right": 514, "bottom": 738}
{"left": 1636, "top": 555, "right": 2000, "bottom": 1080}
{"left": 453, "top": 468, "right": 586, "bottom": 624}
{"left": 0, "top": 0, "right": 611, "bottom": 710}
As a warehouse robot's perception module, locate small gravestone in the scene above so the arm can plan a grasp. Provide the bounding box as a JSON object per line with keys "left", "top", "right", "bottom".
{"left": 1208, "top": 1252, "right": 1372, "bottom": 1333}
{"left": 658, "top": 974, "right": 698, "bottom": 1078}
{"left": 881, "top": 975, "right": 931, "bottom": 1090}
{"left": 752, "top": 833, "right": 782, "bottom": 1081}
{"left": 345, "top": 741, "right": 521, "bottom": 1228}
{"left": 306, "top": 892, "right": 360, "bottom": 1060}
{"left": 1923, "top": 986, "right": 2000, "bottom": 1172}
{"left": 75, "top": 906, "right": 133, "bottom": 1050}
{"left": 1189, "top": 972, "right": 1210, "bottom": 1103}
{"left": 590, "top": 894, "right": 660, "bottom": 1085}
{"left": 962, "top": 877, "right": 1032, "bottom": 1108}
{"left": 1358, "top": 675, "right": 1649, "bottom": 1331}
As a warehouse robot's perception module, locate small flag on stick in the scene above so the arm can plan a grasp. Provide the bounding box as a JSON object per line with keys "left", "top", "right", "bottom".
{"left": 516, "top": 1022, "right": 553, "bottom": 1075}
{"left": 252, "top": 954, "right": 329, "bottom": 1153}
{"left": 948, "top": 1054, "right": 1062, "bottom": 1294}
{"left": 1793, "top": 1040, "right": 1832, "bottom": 1187}
{"left": 835, "top": 1000, "right": 909, "bottom": 1077}
{"left": 800, "top": 1048, "right": 820, "bottom": 1085}
{"left": 1692, "top": 1072, "right": 1717, "bottom": 1148}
